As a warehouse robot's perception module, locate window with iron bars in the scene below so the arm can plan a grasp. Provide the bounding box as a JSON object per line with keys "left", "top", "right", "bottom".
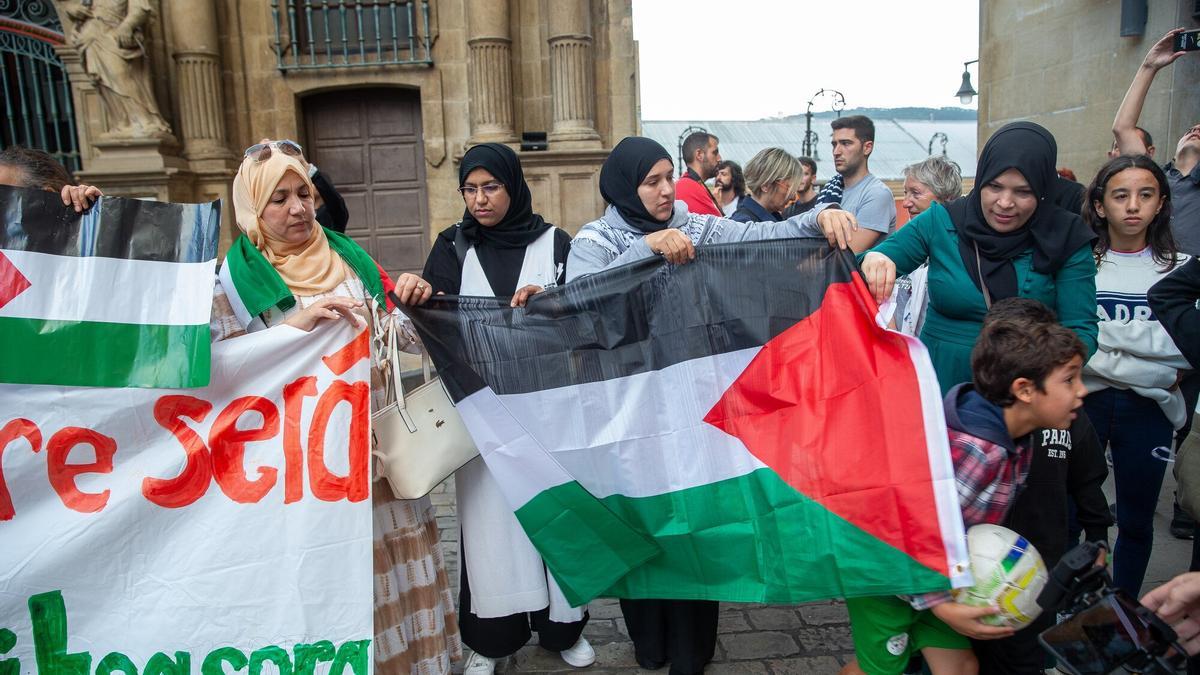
{"left": 273, "top": 0, "right": 433, "bottom": 71}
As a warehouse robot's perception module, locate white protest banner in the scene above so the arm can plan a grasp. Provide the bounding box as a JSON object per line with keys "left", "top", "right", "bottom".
{"left": 0, "top": 322, "right": 373, "bottom": 675}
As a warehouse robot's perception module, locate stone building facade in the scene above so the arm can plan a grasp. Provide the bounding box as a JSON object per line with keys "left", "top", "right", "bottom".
{"left": 979, "top": 0, "right": 1199, "bottom": 183}
{"left": 1, "top": 0, "right": 638, "bottom": 276}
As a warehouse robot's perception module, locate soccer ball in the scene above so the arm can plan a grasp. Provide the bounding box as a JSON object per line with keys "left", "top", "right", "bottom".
{"left": 951, "top": 524, "right": 1049, "bottom": 628}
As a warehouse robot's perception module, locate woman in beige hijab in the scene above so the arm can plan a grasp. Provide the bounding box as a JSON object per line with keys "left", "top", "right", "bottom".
{"left": 211, "top": 140, "right": 462, "bottom": 674}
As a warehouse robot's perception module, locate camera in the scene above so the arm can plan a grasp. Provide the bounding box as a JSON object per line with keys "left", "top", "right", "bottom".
{"left": 1036, "top": 541, "right": 1186, "bottom": 674}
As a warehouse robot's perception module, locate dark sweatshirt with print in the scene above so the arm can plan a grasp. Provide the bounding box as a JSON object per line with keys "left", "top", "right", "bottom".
{"left": 1002, "top": 411, "right": 1111, "bottom": 569}
{"left": 972, "top": 412, "right": 1112, "bottom": 675}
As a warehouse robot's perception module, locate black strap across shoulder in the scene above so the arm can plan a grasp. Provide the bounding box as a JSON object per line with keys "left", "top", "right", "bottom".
{"left": 453, "top": 224, "right": 469, "bottom": 267}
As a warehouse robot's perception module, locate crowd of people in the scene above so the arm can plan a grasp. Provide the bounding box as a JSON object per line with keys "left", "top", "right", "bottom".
{"left": 2, "top": 25, "right": 1200, "bottom": 675}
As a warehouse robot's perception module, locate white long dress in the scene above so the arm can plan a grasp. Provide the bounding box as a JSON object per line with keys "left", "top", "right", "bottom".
{"left": 455, "top": 228, "right": 585, "bottom": 623}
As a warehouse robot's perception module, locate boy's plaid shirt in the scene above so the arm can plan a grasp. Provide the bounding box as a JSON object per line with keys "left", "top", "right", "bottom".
{"left": 951, "top": 428, "right": 1034, "bottom": 526}
{"left": 907, "top": 428, "right": 1034, "bottom": 610}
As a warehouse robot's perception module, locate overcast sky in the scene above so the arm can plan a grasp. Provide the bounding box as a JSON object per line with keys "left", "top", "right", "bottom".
{"left": 631, "top": 0, "right": 980, "bottom": 120}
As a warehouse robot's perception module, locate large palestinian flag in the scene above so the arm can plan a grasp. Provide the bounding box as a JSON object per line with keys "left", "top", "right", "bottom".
{"left": 407, "top": 239, "right": 969, "bottom": 607}
{"left": 0, "top": 185, "right": 219, "bottom": 388}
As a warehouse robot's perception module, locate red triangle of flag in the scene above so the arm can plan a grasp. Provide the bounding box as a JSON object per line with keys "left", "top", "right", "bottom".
{"left": 0, "top": 251, "right": 30, "bottom": 310}
{"left": 704, "top": 278, "right": 951, "bottom": 577}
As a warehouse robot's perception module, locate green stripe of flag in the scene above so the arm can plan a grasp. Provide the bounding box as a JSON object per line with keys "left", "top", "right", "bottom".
{"left": 514, "top": 480, "right": 661, "bottom": 607}
{"left": 0, "top": 317, "right": 210, "bottom": 388}
{"left": 518, "top": 468, "right": 950, "bottom": 606}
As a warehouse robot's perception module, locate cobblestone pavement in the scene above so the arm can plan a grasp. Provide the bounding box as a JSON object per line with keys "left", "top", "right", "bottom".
{"left": 429, "top": 465, "right": 1193, "bottom": 675}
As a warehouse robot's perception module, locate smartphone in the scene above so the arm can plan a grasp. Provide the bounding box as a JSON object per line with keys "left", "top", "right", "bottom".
{"left": 1038, "top": 589, "right": 1186, "bottom": 674}
{"left": 1175, "top": 29, "right": 1200, "bottom": 52}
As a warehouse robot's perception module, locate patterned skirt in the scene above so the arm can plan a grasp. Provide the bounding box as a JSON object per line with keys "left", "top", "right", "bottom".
{"left": 372, "top": 488, "right": 463, "bottom": 675}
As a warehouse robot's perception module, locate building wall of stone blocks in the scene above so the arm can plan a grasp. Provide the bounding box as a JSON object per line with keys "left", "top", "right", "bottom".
{"left": 979, "top": 0, "right": 1199, "bottom": 185}
{"left": 48, "top": 0, "right": 638, "bottom": 261}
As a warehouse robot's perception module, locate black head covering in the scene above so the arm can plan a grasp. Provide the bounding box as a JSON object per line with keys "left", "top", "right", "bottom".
{"left": 599, "top": 136, "right": 674, "bottom": 233}
{"left": 458, "top": 143, "right": 552, "bottom": 248}
{"left": 945, "top": 121, "right": 1096, "bottom": 300}
{"left": 312, "top": 169, "right": 349, "bottom": 233}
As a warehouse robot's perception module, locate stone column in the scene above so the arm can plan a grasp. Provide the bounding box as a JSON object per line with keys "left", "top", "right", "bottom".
{"left": 169, "top": 0, "right": 233, "bottom": 160}
{"left": 547, "top": 0, "right": 600, "bottom": 146}
{"left": 467, "top": 0, "right": 516, "bottom": 143}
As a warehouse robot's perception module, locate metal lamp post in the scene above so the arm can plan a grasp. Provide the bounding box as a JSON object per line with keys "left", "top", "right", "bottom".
{"left": 928, "top": 132, "right": 949, "bottom": 157}
{"left": 955, "top": 60, "right": 979, "bottom": 104}
{"left": 802, "top": 88, "right": 846, "bottom": 160}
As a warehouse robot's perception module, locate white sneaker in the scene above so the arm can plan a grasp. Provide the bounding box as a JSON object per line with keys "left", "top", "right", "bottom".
{"left": 462, "top": 651, "right": 496, "bottom": 675}
{"left": 560, "top": 636, "right": 596, "bottom": 668}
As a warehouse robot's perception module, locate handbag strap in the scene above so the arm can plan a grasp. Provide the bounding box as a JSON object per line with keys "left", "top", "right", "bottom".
{"left": 371, "top": 277, "right": 435, "bottom": 401}
{"left": 973, "top": 241, "right": 993, "bottom": 310}
{"left": 386, "top": 313, "right": 410, "bottom": 414}
{"left": 380, "top": 310, "right": 436, "bottom": 409}
{"left": 454, "top": 225, "right": 470, "bottom": 267}
{"left": 368, "top": 292, "right": 396, "bottom": 403}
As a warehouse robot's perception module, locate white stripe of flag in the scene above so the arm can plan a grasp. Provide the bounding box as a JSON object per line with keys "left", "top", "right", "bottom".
{"left": 0, "top": 249, "right": 215, "bottom": 326}
{"left": 460, "top": 346, "right": 767, "bottom": 505}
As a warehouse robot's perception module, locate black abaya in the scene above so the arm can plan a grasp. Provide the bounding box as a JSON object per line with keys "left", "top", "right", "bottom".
{"left": 421, "top": 226, "right": 571, "bottom": 297}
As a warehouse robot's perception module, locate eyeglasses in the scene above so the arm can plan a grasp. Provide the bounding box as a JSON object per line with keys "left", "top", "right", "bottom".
{"left": 244, "top": 140, "right": 304, "bottom": 162}
{"left": 458, "top": 182, "right": 505, "bottom": 199}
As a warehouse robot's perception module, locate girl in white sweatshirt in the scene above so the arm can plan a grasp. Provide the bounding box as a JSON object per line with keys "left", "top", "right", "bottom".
{"left": 1082, "top": 154, "right": 1190, "bottom": 595}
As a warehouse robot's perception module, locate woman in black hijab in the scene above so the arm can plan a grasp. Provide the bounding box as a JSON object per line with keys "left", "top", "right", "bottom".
{"left": 396, "top": 143, "right": 588, "bottom": 675}
{"left": 396, "top": 142, "right": 570, "bottom": 305}
{"left": 859, "top": 121, "right": 1099, "bottom": 393}
{"left": 568, "top": 136, "right": 858, "bottom": 281}
{"left": 565, "top": 137, "right": 858, "bottom": 675}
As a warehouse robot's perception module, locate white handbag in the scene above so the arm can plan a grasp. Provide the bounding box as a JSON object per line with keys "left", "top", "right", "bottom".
{"left": 371, "top": 312, "right": 479, "bottom": 500}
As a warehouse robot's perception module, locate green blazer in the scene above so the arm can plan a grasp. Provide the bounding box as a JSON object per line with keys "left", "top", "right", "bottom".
{"left": 869, "top": 202, "right": 1098, "bottom": 394}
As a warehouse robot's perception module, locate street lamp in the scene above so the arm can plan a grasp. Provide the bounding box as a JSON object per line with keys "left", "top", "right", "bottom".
{"left": 955, "top": 60, "right": 979, "bottom": 104}
{"left": 802, "top": 88, "right": 846, "bottom": 160}
{"left": 928, "top": 132, "right": 949, "bottom": 157}
{"left": 802, "top": 129, "right": 820, "bottom": 161}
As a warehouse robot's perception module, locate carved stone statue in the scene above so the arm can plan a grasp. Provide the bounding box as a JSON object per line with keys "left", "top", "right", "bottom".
{"left": 58, "top": 0, "right": 171, "bottom": 138}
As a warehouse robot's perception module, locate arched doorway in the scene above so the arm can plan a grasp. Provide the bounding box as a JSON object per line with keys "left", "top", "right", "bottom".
{"left": 0, "top": 4, "right": 80, "bottom": 172}
{"left": 302, "top": 87, "right": 428, "bottom": 277}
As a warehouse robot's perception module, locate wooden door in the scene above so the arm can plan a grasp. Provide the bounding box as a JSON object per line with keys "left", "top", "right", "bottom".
{"left": 303, "top": 87, "right": 428, "bottom": 277}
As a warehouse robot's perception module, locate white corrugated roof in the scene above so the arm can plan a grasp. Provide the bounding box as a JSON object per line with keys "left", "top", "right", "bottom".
{"left": 641, "top": 119, "right": 978, "bottom": 181}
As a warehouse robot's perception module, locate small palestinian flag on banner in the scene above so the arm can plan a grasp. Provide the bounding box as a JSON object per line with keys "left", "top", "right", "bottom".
{"left": 407, "top": 239, "right": 970, "bottom": 607}
{"left": 0, "top": 185, "right": 220, "bottom": 388}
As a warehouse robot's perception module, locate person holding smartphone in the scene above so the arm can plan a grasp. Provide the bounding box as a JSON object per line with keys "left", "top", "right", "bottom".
{"left": 1112, "top": 26, "right": 1200, "bottom": 544}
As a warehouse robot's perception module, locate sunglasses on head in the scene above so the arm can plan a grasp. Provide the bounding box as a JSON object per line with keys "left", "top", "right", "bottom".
{"left": 244, "top": 140, "right": 304, "bottom": 162}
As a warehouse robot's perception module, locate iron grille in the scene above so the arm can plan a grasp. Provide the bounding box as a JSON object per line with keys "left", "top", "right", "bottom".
{"left": 0, "top": 2, "right": 81, "bottom": 174}
{"left": 273, "top": 0, "right": 433, "bottom": 72}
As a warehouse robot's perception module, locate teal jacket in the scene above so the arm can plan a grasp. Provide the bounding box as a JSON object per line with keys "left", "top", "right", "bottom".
{"left": 868, "top": 202, "right": 1098, "bottom": 394}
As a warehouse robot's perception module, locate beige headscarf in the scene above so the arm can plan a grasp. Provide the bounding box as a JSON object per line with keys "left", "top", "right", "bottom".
{"left": 231, "top": 148, "right": 346, "bottom": 294}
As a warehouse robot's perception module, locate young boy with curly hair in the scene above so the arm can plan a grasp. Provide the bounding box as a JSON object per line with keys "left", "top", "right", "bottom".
{"left": 842, "top": 299, "right": 1089, "bottom": 675}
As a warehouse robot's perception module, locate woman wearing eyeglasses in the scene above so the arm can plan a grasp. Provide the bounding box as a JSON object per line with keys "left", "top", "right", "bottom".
{"left": 210, "top": 140, "right": 462, "bottom": 675}
{"left": 395, "top": 143, "right": 569, "bottom": 308}
{"left": 393, "top": 143, "right": 586, "bottom": 675}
